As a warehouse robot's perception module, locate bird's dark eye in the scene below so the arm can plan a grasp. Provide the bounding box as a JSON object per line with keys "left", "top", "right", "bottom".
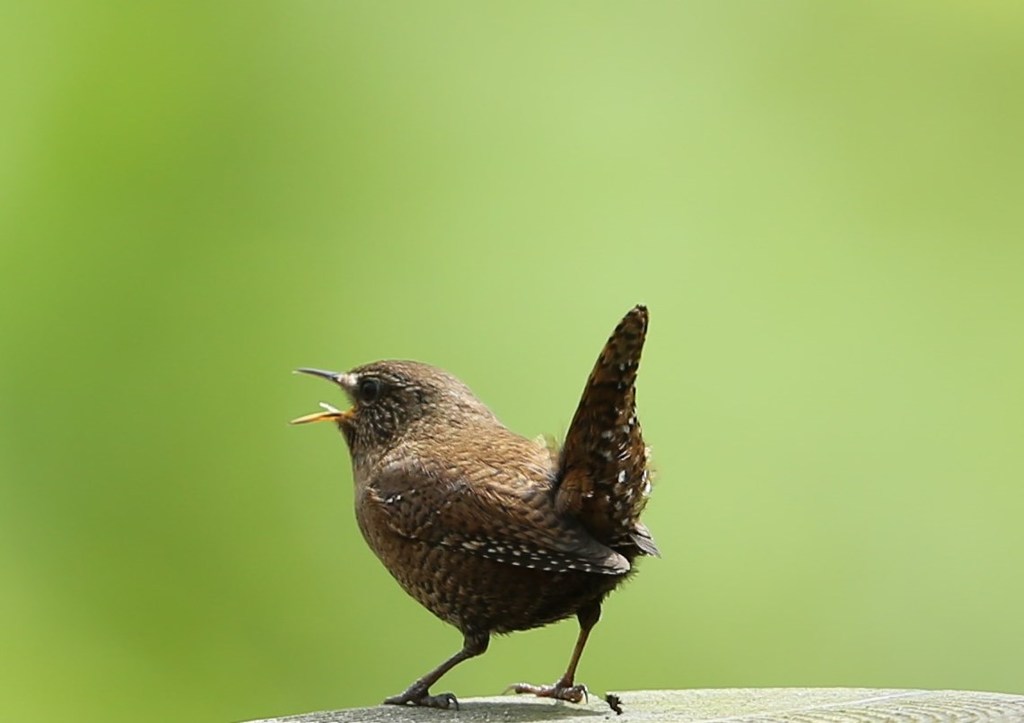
{"left": 357, "top": 377, "right": 381, "bottom": 403}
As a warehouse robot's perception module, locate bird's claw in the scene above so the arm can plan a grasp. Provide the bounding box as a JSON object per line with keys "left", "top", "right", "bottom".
{"left": 510, "top": 681, "right": 589, "bottom": 704}
{"left": 384, "top": 688, "right": 459, "bottom": 710}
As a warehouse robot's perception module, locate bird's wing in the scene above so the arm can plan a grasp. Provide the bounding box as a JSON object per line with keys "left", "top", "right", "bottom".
{"left": 364, "top": 468, "right": 630, "bottom": 575}
{"left": 555, "top": 305, "right": 659, "bottom": 555}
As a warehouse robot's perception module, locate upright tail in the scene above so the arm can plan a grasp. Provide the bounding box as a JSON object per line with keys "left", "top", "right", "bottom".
{"left": 555, "top": 305, "right": 659, "bottom": 559}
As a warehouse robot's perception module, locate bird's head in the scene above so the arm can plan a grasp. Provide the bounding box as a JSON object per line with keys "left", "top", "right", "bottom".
{"left": 291, "top": 360, "right": 498, "bottom": 457}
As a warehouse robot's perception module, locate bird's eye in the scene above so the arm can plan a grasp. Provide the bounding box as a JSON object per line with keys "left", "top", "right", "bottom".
{"left": 357, "top": 377, "right": 381, "bottom": 403}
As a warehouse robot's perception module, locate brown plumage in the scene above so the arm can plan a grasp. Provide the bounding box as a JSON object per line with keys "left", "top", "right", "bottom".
{"left": 292, "top": 305, "right": 658, "bottom": 709}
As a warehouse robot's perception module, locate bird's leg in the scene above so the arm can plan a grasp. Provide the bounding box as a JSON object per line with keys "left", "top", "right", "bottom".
{"left": 511, "top": 603, "right": 600, "bottom": 704}
{"left": 383, "top": 632, "right": 489, "bottom": 709}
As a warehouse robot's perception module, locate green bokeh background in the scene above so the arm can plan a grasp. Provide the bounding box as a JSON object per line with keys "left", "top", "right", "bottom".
{"left": 2, "top": 3, "right": 1023, "bottom": 722}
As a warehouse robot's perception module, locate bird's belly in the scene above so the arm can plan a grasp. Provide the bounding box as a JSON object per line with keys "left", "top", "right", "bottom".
{"left": 359, "top": 520, "right": 624, "bottom": 634}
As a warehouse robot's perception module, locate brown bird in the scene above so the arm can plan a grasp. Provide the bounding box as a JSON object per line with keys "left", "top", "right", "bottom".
{"left": 291, "top": 305, "right": 658, "bottom": 709}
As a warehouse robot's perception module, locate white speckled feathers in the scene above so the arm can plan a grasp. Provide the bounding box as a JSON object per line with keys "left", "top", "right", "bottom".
{"left": 363, "top": 442, "right": 630, "bottom": 575}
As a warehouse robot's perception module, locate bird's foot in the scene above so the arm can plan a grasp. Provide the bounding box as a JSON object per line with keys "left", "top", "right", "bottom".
{"left": 383, "top": 685, "right": 459, "bottom": 710}
{"left": 509, "top": 680, "right": 588, "bottom": 704}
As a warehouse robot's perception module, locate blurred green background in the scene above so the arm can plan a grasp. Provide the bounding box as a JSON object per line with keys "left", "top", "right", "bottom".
{"left": 2, "top": 2, "right": 1023, "bottom": 722}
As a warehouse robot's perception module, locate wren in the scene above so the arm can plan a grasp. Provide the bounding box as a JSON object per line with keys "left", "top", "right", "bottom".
{"left": 291, "top": 305, "right": 658, "bottom": 709}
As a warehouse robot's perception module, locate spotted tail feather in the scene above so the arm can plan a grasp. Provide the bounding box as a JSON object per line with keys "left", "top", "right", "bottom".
{"left": 555, "top": 305, "right": 658, "bottom": 558}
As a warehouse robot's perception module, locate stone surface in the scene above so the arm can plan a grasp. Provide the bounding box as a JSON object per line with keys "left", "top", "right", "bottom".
{"left": 244, "top": 688, "right": 1024, "bottom": 722}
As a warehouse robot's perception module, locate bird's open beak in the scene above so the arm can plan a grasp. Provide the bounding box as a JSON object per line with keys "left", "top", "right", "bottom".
{"left": 291, "top": 368, "right": 354, "bottom": 425}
